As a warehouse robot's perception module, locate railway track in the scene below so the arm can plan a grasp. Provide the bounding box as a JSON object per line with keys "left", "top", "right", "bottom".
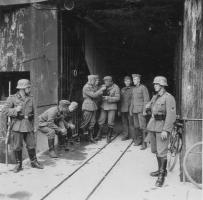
{"left": 41, "top": 134, "right": 133, "bottom": 200}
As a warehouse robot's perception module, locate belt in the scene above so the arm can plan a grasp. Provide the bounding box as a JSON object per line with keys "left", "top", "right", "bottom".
{"left": 154, "top": 114, "right": 166, "bottom": 121}
{"left": 16, "top": 114, "right": 34, "bottom": 120}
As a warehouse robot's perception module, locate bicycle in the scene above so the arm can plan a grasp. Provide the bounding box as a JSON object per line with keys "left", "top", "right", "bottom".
{"left": 167, "top": 118, "right": 184, "bottom": 172}
{"left": 183, "top": 141, "right": 202, "bottom": 189}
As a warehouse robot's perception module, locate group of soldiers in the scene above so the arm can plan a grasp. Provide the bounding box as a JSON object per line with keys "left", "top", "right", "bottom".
{"left": 80, "top": 74, "right": 176, "bottom": 187}
{"left": 2, "top": 73, "right": 176, "bottom": 188}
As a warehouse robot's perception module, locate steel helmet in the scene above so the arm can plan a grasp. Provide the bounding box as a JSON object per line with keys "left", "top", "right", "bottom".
{"left": 16, "top": 79, "right": 31, "bottom": 89}
{"left": 153, "top": 76, "right": 168, "bottom": 86}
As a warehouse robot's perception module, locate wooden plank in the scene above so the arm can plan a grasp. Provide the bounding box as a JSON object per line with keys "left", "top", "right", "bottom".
{"left": 181, "top": 0, "right": 203, "bottom": 183}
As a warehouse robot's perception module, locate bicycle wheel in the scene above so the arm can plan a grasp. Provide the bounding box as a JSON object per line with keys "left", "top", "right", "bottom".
{"left": 167, "top": 133, "right": 182, "bottom": 171}
{"left": 183, "top": 141, "right": 202, "bottom": 189}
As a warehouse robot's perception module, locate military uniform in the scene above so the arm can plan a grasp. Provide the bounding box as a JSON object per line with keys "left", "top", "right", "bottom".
{"left": 38, "top": 100, "right": 70, "bottom": 157}
{"left": 147, "top": 76, "right": 176, "bottom": 187}
{"left": 120, "top": 86, "right": 134, "bottom": 139}
{"left": 2, "top": 79, "right": 43, "bottom": 172}
{"left": 130, "top": 83, "right": 150, "bottom": 143}
{"left": 80, "top": 82, "right": 103, "bottom": 130}
{"left": 38, "top": 106, "right": 66, "bottom": 139}
{"left": 147, "top": 92, "right": 176, "bottom": 157}
{"left": 98, "top": 83, "right": 120, "bottom": 128}
{"left": 3, "top": 93, "right": 35, "bottom": 151}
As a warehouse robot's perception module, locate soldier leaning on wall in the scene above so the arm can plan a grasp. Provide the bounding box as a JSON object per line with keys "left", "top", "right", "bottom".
{"left": 2, "top": 79, "right": 43, "bottom": 173}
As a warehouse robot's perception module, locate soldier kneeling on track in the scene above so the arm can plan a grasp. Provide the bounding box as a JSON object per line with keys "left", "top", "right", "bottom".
{"left": 146, "top": 76, "right": 176, "bottom": 187}
{"left": 2, "top": 79, "right": 43, "bottom": 173}
{"left": 38, "top": 100, "right": 74, "bottom": 158}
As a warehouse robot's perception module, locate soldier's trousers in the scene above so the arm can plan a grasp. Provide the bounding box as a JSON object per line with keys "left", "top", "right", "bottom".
{"left": 98, "top": 109, "right": 116, "bottom": 128}
{"left": 121, "top": 112, "right": 134, "bottom": 138}
{"left": 132, "top": 113, "right": 147, "bottom": 130}
{"left": 10, "top": 131, "right": 36, "bottom": 151}
{"left": 149, "top": 131, "right": 169, "bottom": 158}
{"left": 80, "top": 110, "right": 97, "bottom": 130}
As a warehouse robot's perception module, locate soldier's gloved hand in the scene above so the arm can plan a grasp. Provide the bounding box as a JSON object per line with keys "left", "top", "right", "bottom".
{"left": 161, "top": 131, "right": 168, "bottom": 140}
{"left": 69, "top": 123, "right": 75, "bottom": 130}
{"left": 117, "top": 111, "right": 121, "bottom": 117}
{"left": 60, "top": 128, "right": 67, "bottom": 135}
{"left": 16, "top": 105, "right": 22, "bottom": 112}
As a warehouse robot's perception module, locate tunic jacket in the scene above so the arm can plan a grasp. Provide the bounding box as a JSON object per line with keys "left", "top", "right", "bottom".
{"left": 2, "top": 93, "right": 34, "bottom": 132}
{"left": 101, "top": 84, "right": 120, "bottom": 111}
{"left": 119, "top": 86, "right": 133, "bottom": 113}
{"left": 147, "top": 91, "right": 176, "bottom": 133}
{"left": 130, "top": 84, "right": 150, "bottom": 114}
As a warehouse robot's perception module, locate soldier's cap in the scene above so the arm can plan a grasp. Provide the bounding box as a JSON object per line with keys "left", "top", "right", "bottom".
{"left": 132, "top": 74, "right": 141, "bottom": 78}
{"left": 59, "top": 100, "right": 71, "bottom": 108}
{"left": 103, "top": 76, "right": 112, "bottom": 81}
{"left": 70, "top": 101, "right": 78, "bottom": 108}
{"left": 124, "top": 76, "right": 132, "bottom": 81}
{"left": 88, "top": 75, "right": 97, "bottom": 81}
{"left": 16, "top": 79, "right": 31, "bottom": 89}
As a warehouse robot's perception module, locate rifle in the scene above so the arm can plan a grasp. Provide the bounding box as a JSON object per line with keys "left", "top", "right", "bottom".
{"left": 5, "top": 81, "right": 11, "bottom": 166}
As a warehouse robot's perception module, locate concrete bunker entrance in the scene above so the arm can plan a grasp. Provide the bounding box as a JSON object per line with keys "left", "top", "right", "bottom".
{"left": 60, "top": 1, "right": 183, "bottom": 107}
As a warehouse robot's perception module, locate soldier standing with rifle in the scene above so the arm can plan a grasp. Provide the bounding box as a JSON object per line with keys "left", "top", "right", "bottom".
{"left": 2, "top": 79, "right": 43, "bottom": 173}
{"left": 146, "top": 76, "right": 176, "bottom": 187}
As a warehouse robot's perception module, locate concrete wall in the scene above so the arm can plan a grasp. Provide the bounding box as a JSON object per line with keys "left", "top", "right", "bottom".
{"left": 181, "top": 0, "right": 203, "bottom": 183}
{"left": 0, "top": 6, "right": 59, "bottom": 161}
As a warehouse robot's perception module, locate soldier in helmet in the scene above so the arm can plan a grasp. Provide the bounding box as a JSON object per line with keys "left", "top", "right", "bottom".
{"left": 80, "top": 75, "right": 106, "bottom": 142}
{"left": 38, "top": 100, "right": 73, "bottom": 158}
{"left": 96, "top": 76, "right": 120, "bottom": 143}
{"left": 146, "top": 76, "right": 176, "bottom": 187}
{"left": 118, "top": 76, "right": 134, "bottom": 140}
{"left": 2, "top": 79, "right": 43, "bottom": 172}
{"left": 129, "top": 74, "right": 150, "bottom": 150}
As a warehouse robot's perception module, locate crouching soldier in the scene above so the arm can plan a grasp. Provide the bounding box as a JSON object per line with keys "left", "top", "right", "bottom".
{"left": 118, "top": 76, "right": 134, "bottom": 141}
{"left": 146, "top": 76, "right": 176, "bottom": 187}
{"left": 96, "top": 76, "right": 120, "bottom": 143}
{"left": 80, "top": 75, "right": 106, "bottom": 143}
{"left": 2, "top": 79, "right": 43, "bottom": 173}
{"left": 38, "top": 100, "right": 70, "bottom": 158}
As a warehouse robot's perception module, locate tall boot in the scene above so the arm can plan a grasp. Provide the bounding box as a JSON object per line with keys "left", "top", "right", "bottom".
{"left": 13, "top": 150, "right": 23, "bottom": 173}
{"left": 107, "top": 127, "right": 113, "bottom": 143}
{"left": 89, "top": 128, "right": 96, "bottom": 143}
{"left": 155, "top": 158, "right": 167, "bottom": 187}
{"left": 150, "top": 156, "right": 161, "bottom": 177}
{"left": 48, "top": 139, "right": 58, "bottom": 158}
{"left": 95, "top": 126, "right": 103, "bottom": 141}
{"left": 28, "top": 149, "right": 44, "bottom": 169}
{"left": 133, "top": 128, "right": 142, "bottom": 146}
{"left": 140, "top": 130, "right": 147, "bottom": 150}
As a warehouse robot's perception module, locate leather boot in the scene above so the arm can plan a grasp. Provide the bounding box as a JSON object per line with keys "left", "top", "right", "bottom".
{"left": 89, "top": 128, "right": 96, "bottom": 143}
{"left": 140, "top": 130, "right": 147, "bottom": 150}
{"left": 150, "top": 156, "right": 161, "bottom": 177}
{"left": 155, "top": 158, "right": 167, "bottom": 187}
{"left": 107, "top": 127, "right": 113, "bottom": 143}
{"left": 13, "top": 150, "right": 23, "bottom": 173}
{"left": 28, "top": 149, "right": 44, "bottom": 169}
{"left": 95, "top": 126, "right": 103, "bottom": 141}
{"left": 48, "top": 139, "right": 58, "bottom": 158}
{"left": 133, "top": 128, "right": 142, "bottom": 146}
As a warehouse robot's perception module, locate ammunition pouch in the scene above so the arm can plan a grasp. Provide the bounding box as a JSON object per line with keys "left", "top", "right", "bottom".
{"left": 154, "top": 114, "right": 166, "bottom": 121}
